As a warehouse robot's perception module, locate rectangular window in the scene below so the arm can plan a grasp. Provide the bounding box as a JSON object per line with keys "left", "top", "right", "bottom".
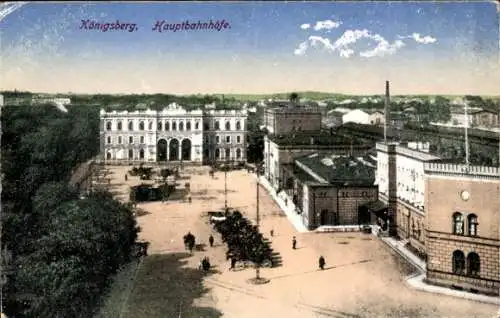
{"left": 129, "top": 136, "right": 134, "bottom": 144}
{"left": 216, "top": 136, "right": 220, "bottom": 144}
{"left": 140, "top": 136, "right": 145, "bottom": 144}
{"left": 118, "top": 136, "right": 122, "bottom": 144}
{"left": 226, "top": 136, "right": 231, "bottom": 144}
{"left": 236, "top": 136, "right": 241, "bottom": 143}
{"left": 107, "top": 136, "right": 111, "bottom": 144}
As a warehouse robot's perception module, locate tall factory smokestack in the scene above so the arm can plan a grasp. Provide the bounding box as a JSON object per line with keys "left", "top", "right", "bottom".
{"left": 384, "top": 81, "right": 391, "bottom": 143}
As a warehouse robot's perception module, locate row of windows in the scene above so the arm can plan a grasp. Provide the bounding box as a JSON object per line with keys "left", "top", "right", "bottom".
{"left": 452, "top": 250, "right": 480, "bottom": 277}
{"left": 107, "top": 135, "right": 244, "bottom": 145}
{"left": 452, "top": 212, "right": 478, "bottom": 236}
{"left": 107, "top": 136, "right": 145, "bottom": 144}
{"left": 106, "top": 149, "right": 146, "bottom": 160}
{"left": 105, "top": 120, "right": 244, "bottom": 131}
{"left": 213, "top": 135, "right": 242, "bottom": 144}
{"left": 214, "top": 148, "right": 243, "bottom": 159}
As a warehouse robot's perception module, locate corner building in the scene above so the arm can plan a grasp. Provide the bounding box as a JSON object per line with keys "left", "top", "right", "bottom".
{"left": 424, "top": 163, "right": 500, "bottom": 295}
{"left": 100, "top": 103, "right": 248, "bottom": 164}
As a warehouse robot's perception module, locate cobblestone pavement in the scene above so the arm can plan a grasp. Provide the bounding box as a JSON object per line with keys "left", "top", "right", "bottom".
{"left": 108, "top": 165, "right": 499, "bottom": 318}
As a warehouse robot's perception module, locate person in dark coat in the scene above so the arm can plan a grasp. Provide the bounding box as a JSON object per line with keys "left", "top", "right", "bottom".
{"left": 209, "top": 235, "right": 214, "bottom": 247}
{"left": 319, "top": 256, "right": 326, "bottom": 270}
{"left": 125, "top": 174, "right": 128, "bottom": 181}
{"left": 270, "top": 229, "right": 274, "bottom": 237}
{"left": 230, "top": 257, "right": 237, "bottom": 270}
{"left": 292, "top": 236, "right": 297, "bottom": 249}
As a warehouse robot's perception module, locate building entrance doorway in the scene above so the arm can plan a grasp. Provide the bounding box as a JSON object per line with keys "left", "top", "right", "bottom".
{"left": 169, "top": 139, "right": 179, "bottom": 161}
{"left": 157, "top": 139, "right": 168, "bottom": 161}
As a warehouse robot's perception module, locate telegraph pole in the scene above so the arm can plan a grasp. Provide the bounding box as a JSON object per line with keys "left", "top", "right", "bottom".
{"left": 224, "top": 158, "right": 228, "bottom": 212}
{"left": 255, "top": 166, "right": 261, "bottom": 280}
{"left": 248, "top": 162, "right": 269, "bottom": 285}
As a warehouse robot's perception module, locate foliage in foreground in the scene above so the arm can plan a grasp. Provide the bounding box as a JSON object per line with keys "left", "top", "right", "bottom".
{"left": 1, "top": 105, "right": 139, "bottom": 317}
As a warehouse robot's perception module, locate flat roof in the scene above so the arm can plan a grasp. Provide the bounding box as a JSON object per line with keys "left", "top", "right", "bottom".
{"left": 268, "top": 131, "right": 367, "bottom": 147}
{"left": 295, "top": 154, "right": 376, "bottom": 186}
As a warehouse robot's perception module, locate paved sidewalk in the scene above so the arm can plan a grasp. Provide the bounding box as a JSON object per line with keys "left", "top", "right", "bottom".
{"left": 381, "top": 236, "right": 500, "bottom": 305}
{"left": 256, "top": 175, "right": 309, "bottom": 233}
{"left": 256, "top": 173, "right": 499, "bottom": 306}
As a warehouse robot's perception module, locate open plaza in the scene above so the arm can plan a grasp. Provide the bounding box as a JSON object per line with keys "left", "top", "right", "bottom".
{"left": 100, "top": 165, "right": 498, "bottom": 318}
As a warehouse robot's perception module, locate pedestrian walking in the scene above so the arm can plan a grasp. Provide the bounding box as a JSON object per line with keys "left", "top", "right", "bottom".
{"left": 125, "top": 174, "right": 128, "bottom": 181}
{"left": 319, "top": 256, "right": 326, "bottom": 270}
{"left": 188, "top": 196, "right": 192, "bottom": 203}
{"left": 209, "top": 235, "right": 214, "bottom": 247}
{"left": 292, "top": 236, "right": 297, "bottom": 249}
{"left": 230, "top": 257, "right": 237, "bottom": 270}
{"left": 270, "top": 229, "right": 274, "bottom": 237}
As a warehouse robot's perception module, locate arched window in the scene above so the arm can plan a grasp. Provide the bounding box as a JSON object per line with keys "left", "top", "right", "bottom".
{"left": 215, "top": 121, "right": 220, "bottom": 130}
{"left": 106, "top": 121, "right": 112, "bottom": 131}
{"left": 106, "top": 152, "right": 112, "bottom": 160}
{"left": 225, "top": 148, "right": 230, "bottom": 159}
{"left": 148, "top": 121, "right": 153, "bottom": 130}
{"left": 452, "top": 250, "right": 465, "bottom": 275}
{"left": 452, "top": 212, "right": 464, "bottom": 235}
{"left": 467, "top": 252, "right": 480, "bottom": 276}
{"left": 215, "top": 148, "right": 220, "bottom": 159}
{"left": 186, "top": 121, "right": 191, "bottom": 131}
{"left": 158, "top": 121, "right": 163, "bottom": 131}
{"left": 117, "top": 121, "right": 122, "bottom": 131}
{"left": 179, "top": 122, "right": 184, "bottom": 131}
{"left": 236, "top": 148, "right": 241, "bottom": 159}
{"left": 225, "top": 121, "right": 231, "bottom": 130}
{"left": 467, "top": 214, "right": 478, "bottom": 236}
{"left": 139, "top": 121, "right": 145, "bottom": 131}
{"left": 172, "top": 122, "right": 177, "bottom": 131}
{"left": 165, "top": 122, "right": 170, "bottom": 131}
{"left": 195, "top": 121, "right": 199, "bottom": 130}
{"left": 128, "top": 121, "right": 134, "bottom": 131}
{"left": 236, "top": 121, "right": 241, "bottom": 130}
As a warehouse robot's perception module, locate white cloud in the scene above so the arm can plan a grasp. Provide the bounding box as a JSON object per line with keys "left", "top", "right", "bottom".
{"left": 294, "top": 41, "right": 309, "bottom": 56}
{"left": 339, "top": 49, "right": 355, "bottom": 58}
{"left": 360, "top": 39, "right": 405, "bottom": 58}
{"left": 313, "top": 19, "right": 342, "bottom": 31}
{"left": 411, "top": 33, "right": 437, "bottom": 44}
{"left": 300, "top": 23, "right": 311, "bottom": 30}
{"left": 294, "top": 28, "right": 407, "bottom": 59}
{"left": 397, "top": 33, "right": 437, "bottom": 44}
{"left": 309, "top": 36, "right": 335, "bottom": 51}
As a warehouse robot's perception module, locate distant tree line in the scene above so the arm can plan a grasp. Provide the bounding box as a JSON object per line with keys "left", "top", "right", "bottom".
{"left": 1, "top": 105, "right": 139, "bottom": 317}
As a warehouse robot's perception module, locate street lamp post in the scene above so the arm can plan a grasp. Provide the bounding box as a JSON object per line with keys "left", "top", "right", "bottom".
{"left": 248, "top": 161, "right": 269, "bottom": 285}
{"left": 224, "top": 162, "right": 228, "bottom": 212}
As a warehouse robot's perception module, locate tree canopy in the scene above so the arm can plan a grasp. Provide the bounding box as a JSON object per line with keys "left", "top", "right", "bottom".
{"left": 1, "top": 105, "right": 139, "bottom": 317}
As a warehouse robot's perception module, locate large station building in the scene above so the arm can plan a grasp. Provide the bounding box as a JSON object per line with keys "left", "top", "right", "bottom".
{"left": 99, "top": 103, "right": 248, "bottom": 164}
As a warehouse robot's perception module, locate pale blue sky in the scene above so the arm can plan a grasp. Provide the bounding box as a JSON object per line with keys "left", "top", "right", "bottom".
{"left": 1, "top": 2, "right": 498, "bottom": 95}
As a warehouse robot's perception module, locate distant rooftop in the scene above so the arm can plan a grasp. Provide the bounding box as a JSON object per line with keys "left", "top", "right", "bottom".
{"left": 268, "top": 131, "right": 366, "bottom": 147}
{"left": 295, "top": 154, "right": 376, "bottom": 186}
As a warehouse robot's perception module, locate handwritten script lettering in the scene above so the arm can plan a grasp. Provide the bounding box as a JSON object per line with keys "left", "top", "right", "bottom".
{"left": 80, "top": 20, "right": 138, "bottom": 32}
{"left": 152, "top": 20, "right": 231, "bottom": 33}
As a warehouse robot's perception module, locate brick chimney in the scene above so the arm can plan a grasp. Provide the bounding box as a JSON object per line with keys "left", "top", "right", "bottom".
{"left": 384, "top": 81, "right": 391, "bottom": 142}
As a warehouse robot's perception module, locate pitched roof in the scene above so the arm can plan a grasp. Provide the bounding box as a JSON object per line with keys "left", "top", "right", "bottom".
{"left": 295, "top": 154, "right": 376, "bottom": 186}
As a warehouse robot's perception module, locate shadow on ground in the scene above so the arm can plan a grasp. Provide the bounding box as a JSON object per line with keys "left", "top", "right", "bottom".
{"left": 123, "top": 253, "right": 223, "bottom": 318}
